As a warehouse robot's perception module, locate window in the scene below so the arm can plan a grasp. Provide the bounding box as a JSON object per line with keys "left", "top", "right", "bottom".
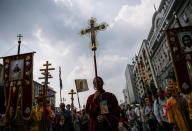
{"left": 182, "top": 12, "right": 188, "bottom": 22}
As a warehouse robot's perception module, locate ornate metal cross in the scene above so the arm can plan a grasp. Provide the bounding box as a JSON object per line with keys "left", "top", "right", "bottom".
{"left": 80, "top": 17, "right": 107, "bottom": 51}
{"left": 80, "top": 18, "right": 108, "bottom": 91}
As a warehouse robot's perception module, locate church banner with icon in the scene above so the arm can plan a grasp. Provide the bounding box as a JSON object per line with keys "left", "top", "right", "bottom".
{"left": 75, "top": 79, "right": 89, "bottom": 92}
{"left": 3, "top": 52, "right": 34, "bottom": 120}
{"left": 165, "top": 26, "right": 192, "bottom": 94}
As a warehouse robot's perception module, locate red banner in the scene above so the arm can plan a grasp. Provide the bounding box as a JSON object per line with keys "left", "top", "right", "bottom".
{"left": 165, "top": 26, "right": 192, "bottom": 94}
{"left": 3, "top": 52, "right": 34, "bottom": 120}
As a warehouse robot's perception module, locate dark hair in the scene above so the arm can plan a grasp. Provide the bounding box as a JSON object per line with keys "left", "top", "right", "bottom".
{"left": 93, "top": 76, "right": 104, "bottom": 84}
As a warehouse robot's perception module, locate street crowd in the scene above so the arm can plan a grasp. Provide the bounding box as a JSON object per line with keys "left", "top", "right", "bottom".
{"left": 0, "top": 77, "right": 192, "bottom": 131}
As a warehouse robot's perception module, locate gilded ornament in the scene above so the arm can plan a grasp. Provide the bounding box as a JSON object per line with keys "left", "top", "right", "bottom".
{"left": 5, "top": 59, "right": 9, "bottom": 63}
{"left": 25, "top": 71, "right": 30, "bottom": 75}
{"left": 10, "top": 82, "right": 13, "bottom": 87}
{"left": 25, "top": 107, "right": 30, "bottom": 114}
{"left": 26, "top": 61, "right": 30, "bottom": 66}
{"left": 17, "top": 81, "right": 22, "bottom": 86}
{"left": 25, "top": 56, "right": 30, "bottom": 61}
{"left": 5, "top": 64, "right": 9, "bottom": 69}
{"left": 25, "top": 80, "right": 30, "bottom": 85}
{"left": 13, "top": 87, "right": 16, "bottom": 93}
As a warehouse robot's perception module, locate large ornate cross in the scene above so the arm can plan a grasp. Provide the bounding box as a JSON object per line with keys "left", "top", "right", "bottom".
{"left": 80, "top": 17, "right": 107, "bottom": 51}
{"left": 80, "top": 18, "right": 107, "bottom": 91}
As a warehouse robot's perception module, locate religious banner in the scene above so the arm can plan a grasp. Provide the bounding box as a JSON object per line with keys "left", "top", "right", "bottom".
{"left": 3, "top": 52, "right": 34, "bottom": 120}
{"left": 165, "top": 26, "right": 192, "bottom": 94}
{"left": 75, "top": 79, "right": 89, "bottom": 92}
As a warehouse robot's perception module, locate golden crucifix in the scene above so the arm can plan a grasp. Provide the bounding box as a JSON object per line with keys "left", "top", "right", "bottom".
{"left": 79, "top": 18, "right": 107, "bottom": 91}
{"left": 68, "top": 89, "right": 76, "bottom": 110}
{"left": 38, "top": 61, "right": 55, "bottom": 103}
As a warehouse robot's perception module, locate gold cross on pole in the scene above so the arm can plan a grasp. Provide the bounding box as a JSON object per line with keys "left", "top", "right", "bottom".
{"left": 38, "top": 61, "right": 55, "bottom": 101}
{"left": 68, "top": 89, "right": 76, "bottom": 110}
{"left": 17, "top": 34, "right": 23, "bottom": 55}
{"left": 80, "top": 17, "right": 108, "bottom": 51}
{"left": 79, "top": 18, "right": 107, "bottom": 91}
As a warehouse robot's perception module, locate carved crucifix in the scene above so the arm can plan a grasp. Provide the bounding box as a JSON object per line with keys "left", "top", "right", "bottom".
{"left": 17, "top": 34, "right": 23, "bottom": 55}
{"left": 68, "top": 89, "right": 76, "bottom": 110}
{"left": 80, "top": 18, "right": 107, "bottom": 91}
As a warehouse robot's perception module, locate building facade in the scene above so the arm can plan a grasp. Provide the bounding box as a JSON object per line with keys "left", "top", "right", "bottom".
{"left": 147, "top": 0, "right": 192, "bottom": 90}
{"left": 124, "top": 64, "right": 138, "bottom": 104}
{"left": 133, "top": 40, "right": 158, "bottom": 98}
{"left": 33, "top": 81, "right": 56, "bottom": 106}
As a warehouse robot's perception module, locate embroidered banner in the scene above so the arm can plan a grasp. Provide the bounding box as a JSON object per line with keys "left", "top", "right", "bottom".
{"left": 165, "top": 26, "right": 192, "bottom": 94}
{"left": 3, "top": 52, "right": 34, "bottom": 120}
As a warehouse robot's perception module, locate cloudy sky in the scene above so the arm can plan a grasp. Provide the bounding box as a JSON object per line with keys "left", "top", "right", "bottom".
{"left": 0, "top": 0, "right": 161, "bottom": 108}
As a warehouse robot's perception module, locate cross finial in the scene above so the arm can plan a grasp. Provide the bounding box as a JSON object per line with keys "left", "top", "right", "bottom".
{"left": 80, "top": 17, "right": 108, "bottom": 51}
{"left": 17, "top": 34, "right": 23, "bottom": 41}
{"left": 17, "top": 34, "right": 23, "bottom": 55}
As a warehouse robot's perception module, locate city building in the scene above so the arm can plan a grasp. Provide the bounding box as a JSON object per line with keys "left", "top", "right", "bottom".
{"left": 33, "top": 81, "right": 56, "bottom": 106}
{"left": 147, "top": 0, "right": 192, "bottom": 89}
{"left": 133, "top": 40, "right": 158, "bottom": 98}
{"left": 124, "top": 64, "right": 138, "bottom": 104}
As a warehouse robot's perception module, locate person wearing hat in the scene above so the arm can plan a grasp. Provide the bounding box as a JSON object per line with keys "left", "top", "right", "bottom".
{"left": 166, "top": 80, "right": 192, "bottom": 131}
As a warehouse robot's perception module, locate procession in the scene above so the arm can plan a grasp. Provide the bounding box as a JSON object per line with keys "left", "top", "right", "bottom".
{"left": 0, "top": 0, "right": 192, "bottom": 131}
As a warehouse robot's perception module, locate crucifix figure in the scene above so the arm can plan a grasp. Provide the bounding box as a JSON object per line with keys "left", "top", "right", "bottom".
{"left": 17, "top": 34, "right": 23, "bottom": 55}
{"left": 80, "top": 17, "right": 107, "bottom": 51}
{"left": 80, "top": 18, "right": 107, "bottom": 91}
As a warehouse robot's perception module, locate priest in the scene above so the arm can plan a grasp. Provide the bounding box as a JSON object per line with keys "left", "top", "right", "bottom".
{"left": 86, "top": 76, "right": 120, "bottom": 131}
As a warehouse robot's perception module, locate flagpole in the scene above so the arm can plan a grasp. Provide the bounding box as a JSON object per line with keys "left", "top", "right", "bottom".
{"left": 76, "top": 90, "right": 81, "bottom": 109}
{"left": 59, "top": 67, "right": 62, "bottom": 103}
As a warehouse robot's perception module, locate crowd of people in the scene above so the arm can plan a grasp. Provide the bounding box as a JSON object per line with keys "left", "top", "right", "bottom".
{"left": 119, "top": 85, "right": 192, "bottom": 131}
{"left": 0, "top": 77, "right": 192, "bottom": 131}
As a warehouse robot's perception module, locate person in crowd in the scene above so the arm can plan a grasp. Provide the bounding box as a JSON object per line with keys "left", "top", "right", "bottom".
{"left": 86, "top": 76, "right": 120, "bottom": 131}
{"left": 154, "top": 88, "right": 172, "bottom": 131}
{"left": 134, "top": 104, "right": 142, "bottom": 131}
{"left": 29, "top": 96, "right": 54, "bottom": 131}
{"left": 139, "top": 101, "right": 147, "bottom": 131}
{"left": 145, "top": 100, "right": 157, "bottom": 131}
{"left": 66, "top": 104, "right": 71, "bottom": 111}
{"left": 57, "top": 103, "right": 73, "bottom": 131}
{"left": 126, "top": 104, "right": 137, "bottom": 130}
{"left": 166, "top": 84, "right": 192, "bottom": 131}
{"left": 73, "top": 109, "right": 81, "bottom": 131}
{"left": 118, "top": 121, "right": 127, "bottom": 131}
{"left": 49, "top": 104, "right": 58, "bottom": 131}
{"left": 79, "top": 109, "right": 89, "bottom": 131}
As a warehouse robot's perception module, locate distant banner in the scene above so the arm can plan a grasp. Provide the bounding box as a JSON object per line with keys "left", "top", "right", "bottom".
{"left": 3, "top": 52, "right": 34, "bottom": 120}
{"left": 75, "top": 79, "right": 89, "bottom": 92}
{"left": 165, "top": 26, "right": 192, "bottom": 94}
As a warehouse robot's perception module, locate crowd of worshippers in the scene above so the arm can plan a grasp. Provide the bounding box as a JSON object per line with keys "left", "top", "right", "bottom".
{"left": 0, "top": 77, "right": 192, "bottom": 131}
{"left": 119, "top": 87, "right": 192, "bottom": 131}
